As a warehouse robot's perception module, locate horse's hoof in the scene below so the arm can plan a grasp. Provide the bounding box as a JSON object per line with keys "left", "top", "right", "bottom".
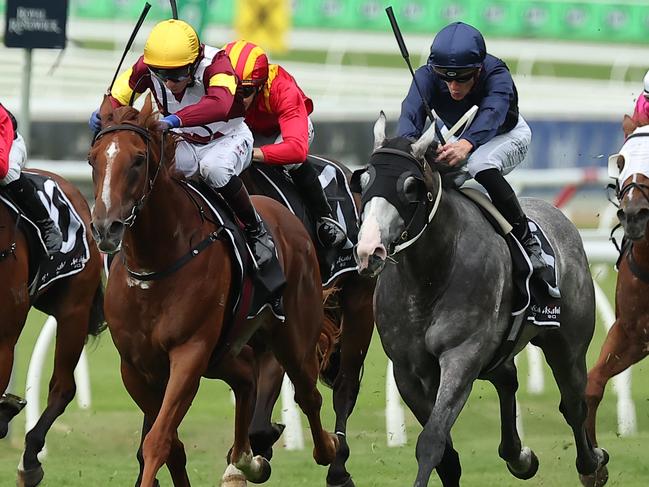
{"left": 579, "top": 466, "right": 609, "bottom": 487}
{"left": 327, "top": 475, "right": 355, "bottom": 487}
{"left": 248, "top": 456, "right": 271, "bottom": 484}
{"left": 221, "top": 464, "right": 247, "bottom": 487}
{"left": 579, "top": 448, "right": 610, "bottom": 487}
{"left": 17, "top": 465, "right": 44, "bottom": 487}
{"left": 506, "top": 447, "right": 539, "bottom": 480}
{"left": 314, "top": 433, "right": 340, "bottom": 466}
{"left": 0, "top": 421, "right": 8, "bottom": 439}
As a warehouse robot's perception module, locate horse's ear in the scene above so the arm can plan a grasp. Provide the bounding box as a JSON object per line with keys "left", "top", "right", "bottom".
{"left": 622, "top": 114, "right": 637, "bottom": 137}
{"left": 98, "top": 94, "right": 114, "bottom": 128}
{"left": 137, "top": 93, "right": 155, "bottom": 126}
{"left": 373, "top": 111, "right": 386, "bottom": 150}
{"left": 411, "top": 122, "right": 437, "bottom": 160}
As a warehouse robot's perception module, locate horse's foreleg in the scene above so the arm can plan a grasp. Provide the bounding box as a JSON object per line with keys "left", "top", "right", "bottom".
{"left": 19, "top": 310, "right": 87, "bottom": 487}
{"left": 248, "top": 350, "right": 285, "bottom": 461}
{"left": 391, "top": 359, "right": 461, "bottom": 487}
{"left": 488, "top": 359, "right": 538, "bottom": 480}
{"left": 0, "top": 340, "right": 20, "bottom": 439}
{"left": 413, "top": 351, "right": 477, "bottom": 487}
{"left": 218, "top": 345, "right": 271, "bottom": 485}
{"left": 585, "top": 320, "right": 647, "bottom": 448}
{"left": 326, "top": 282, "right": 374, "bottom": 487}
{"left": 137, "top": 342, "right": 210, "bottom": 487}
{"left": 540, "top": 336, "right": 610, "bottom": 486}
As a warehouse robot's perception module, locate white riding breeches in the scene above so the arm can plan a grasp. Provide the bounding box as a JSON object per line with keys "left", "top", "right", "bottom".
{"left": 174, "top": 122, "right": 253, "bottom": 189}
{"left": 449, "top": 115, "right": 531, "bottom": 186}
{"left": 0, "top": 132, "right": 27, "bottom": 185}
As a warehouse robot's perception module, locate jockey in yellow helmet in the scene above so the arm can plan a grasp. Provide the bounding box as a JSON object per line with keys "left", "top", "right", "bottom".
{"left": 223, "top": 40, "right": 346, "bottom": 248}
{"left": 89, "top": 20, "right": 274, "bottom": 268}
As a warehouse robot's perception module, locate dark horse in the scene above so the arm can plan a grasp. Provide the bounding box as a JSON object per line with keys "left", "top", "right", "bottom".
{"left": 88, "top": 94, "right": 338, "bottom": 487}
{"left": 351, "top": 113, "right": 609, "bottom": 487}
{"left": 0, "top": 170, "right": 105, "bottom": 487}
{"left": 242, "top": 160, "right": 376, "bottom": 487}
{"left": 585, "top": 115, "right": 649, "bottom": 475}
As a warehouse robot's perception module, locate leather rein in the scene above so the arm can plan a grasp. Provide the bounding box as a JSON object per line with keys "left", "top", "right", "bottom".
{"left": 93, "top": 123, "right": 223, "bottom": 281}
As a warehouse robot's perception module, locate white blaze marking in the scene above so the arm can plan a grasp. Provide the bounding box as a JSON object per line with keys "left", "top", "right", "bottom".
{"left": 102, "top": 141, "right": 119, "bottom": 211}
{"left": 356, "top": 197, "right": 399, "bottom": 267}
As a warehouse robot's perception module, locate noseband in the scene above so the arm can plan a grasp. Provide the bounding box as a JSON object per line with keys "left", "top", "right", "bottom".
{"left": 93, "top": 123, "right": 167, "bottom": 227}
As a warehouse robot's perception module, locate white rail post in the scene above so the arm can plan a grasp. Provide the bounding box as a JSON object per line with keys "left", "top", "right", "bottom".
{"left": 386, "top": 360, "right": 407, "bottom": 447}
{"left": 280, "top": 374, "right": 304, "bottom": 450}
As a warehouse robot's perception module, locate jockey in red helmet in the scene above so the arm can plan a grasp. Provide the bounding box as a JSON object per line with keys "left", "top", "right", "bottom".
{"left": 0, "top": 103, "right": 62, "bottom": 254}
{"left": 223, "top": 40, "right": 346, "bottom": 248}
{"left": 89, "top": 20, "right": 274, "bottom": 269}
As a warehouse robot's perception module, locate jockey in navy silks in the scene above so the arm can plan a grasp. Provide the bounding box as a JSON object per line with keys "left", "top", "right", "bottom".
{"left": 398, "top": 21, "right": 553, "bottom": 284}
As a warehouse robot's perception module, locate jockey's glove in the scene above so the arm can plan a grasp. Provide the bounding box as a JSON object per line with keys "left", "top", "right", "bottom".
{"left": 155, "top": 114, "right": 181, "bottom": 131}
{"left": 89, "top": 110, "right": 101, "bottom": 132}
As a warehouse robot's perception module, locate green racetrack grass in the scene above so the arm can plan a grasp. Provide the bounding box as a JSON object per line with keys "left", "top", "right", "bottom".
{"left": 1, "top": 265, "right": 647, "bottom": 487}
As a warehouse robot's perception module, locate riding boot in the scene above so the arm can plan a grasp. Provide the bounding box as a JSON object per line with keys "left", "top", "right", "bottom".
{"left": 290, "top": 162, "right": 347, "bottom": 248}
{"left": 5, "top": 174, "right": 62, "bottom": 255}
{"left": 474, "top": 169, "right": 555, "bottom": 284}
{"left": 219, "top": 176, "right": 275, "bottom": 269}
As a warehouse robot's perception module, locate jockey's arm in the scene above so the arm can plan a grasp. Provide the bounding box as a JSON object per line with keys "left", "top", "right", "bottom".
{"left": 257, "top": 86, "right": 309, "bottom": 165}
{"left": 397, "top": 65, "right": 434, "bottom": 139}
{"left": 0, "top": 106, "right": 15, "bottom": 179}
{"left": 109, "top": 57, "right": 151, "bottom": 107}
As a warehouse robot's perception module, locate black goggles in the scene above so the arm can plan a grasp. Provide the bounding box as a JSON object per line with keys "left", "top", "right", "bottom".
{"left": 433, "top": 66, "right": 478, "bottom": 83}
{"left": 239, "top": 84, "right": 261, "bottom": 98}
{"left": 150, "top": 66, "right": 192, "bottom": 83}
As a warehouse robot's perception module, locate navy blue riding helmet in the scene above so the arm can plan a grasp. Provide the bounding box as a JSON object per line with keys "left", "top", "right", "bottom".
{"left": 428, "top": 22, "right": 486, "bottom": 81}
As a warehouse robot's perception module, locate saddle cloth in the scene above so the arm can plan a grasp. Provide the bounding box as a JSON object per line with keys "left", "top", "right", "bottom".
{"left": 460, "top": 189, "right": 561, "bottom": 328}
{"left": 0, "top": 172, "right": 90, "bottom": 298}
{"left": 245, "top": 155, "right": 359, "bottom": 287}
{"left": 183, "top": 180, "right": 286, "bottom": 323}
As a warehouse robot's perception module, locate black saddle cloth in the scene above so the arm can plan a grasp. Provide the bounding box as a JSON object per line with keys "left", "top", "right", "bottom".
{"left": 0, "top": 171, "right": 90, "bottom": 299}
{"left": 244, "top": 155, "right": 359, "bottom": 287}
{"left": 183, "top": 180, "right": 285, "bottom": 322}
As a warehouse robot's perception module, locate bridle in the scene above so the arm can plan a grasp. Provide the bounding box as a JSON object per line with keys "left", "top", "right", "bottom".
{"left": 365, "top": 147, "right": 442, "bottom": 256}
{"left": 93, "top": 123, "right": 167, "bottom": 227}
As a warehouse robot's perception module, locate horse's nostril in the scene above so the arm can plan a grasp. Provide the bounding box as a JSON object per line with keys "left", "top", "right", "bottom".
{"left": 108, "top": 220, "right": 124, "bottom": 236}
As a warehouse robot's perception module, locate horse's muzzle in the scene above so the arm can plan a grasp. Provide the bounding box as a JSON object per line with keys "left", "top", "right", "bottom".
{"left": 618, "top": 206, "right": 649, "bottom": 241}
{"left": 90, "top": 219, "right": 125, "bottom": 254}
{"left": 354, "top": 244, "right": 387, "bottom": 277}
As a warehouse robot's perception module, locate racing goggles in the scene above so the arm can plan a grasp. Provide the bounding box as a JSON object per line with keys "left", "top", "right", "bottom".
{"left": 150, "top": 66, "right": 192, "bottom": 83}
{"left": 433, "top": 66, "right": 478, "bottom": 83}
{"left": 239, "top": 83, "right": 261, "bottom": 98}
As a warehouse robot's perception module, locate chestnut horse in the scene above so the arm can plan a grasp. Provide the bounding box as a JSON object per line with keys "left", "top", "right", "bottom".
{"left": 88, "top": 95, "right": 338, "bottom": 487}
{"left": 242, "top": 163, "right": 376, "bottom": 487}
{"left": 0, "top": 170, "right": 105, "bottom": 487}
{"left": 585, "top": 115, "right": 649, "bottom": 474}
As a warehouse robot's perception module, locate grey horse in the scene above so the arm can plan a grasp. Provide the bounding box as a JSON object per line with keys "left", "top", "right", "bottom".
{"left": 351, "top": 113, "right": 609, "bottom": 487}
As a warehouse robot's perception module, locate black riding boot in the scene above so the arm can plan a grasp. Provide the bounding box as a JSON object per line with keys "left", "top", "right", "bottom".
{"left": 219, "top": 176, "right": 274, "bottom": 269}
{"left": 290, "top": 162, "right": 346, "bottom": 248}
{"left": 475, "top": 169, "right": 554, "bottom": 283}
{"left": 5, "top": 174, "right": 62, "bottom": 255}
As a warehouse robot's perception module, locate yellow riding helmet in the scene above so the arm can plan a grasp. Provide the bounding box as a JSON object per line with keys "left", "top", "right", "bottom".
{"left": 144, "top": 19, "right": 200, "bottom": 68}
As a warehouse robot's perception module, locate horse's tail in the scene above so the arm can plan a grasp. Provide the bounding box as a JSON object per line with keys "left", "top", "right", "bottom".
{"left": 87, "top": 283, "right": 107, "bottom": 338}
{"left": 317, "top": 288, "right": 343, "bottom": 389}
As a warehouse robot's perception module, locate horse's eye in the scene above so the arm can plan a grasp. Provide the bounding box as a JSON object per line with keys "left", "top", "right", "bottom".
{"left": 133, "top": 154, "right": 146, "bottom": 167}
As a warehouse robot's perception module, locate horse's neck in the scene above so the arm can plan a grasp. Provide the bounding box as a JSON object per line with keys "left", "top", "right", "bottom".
{"left": 400, "top": 190, "right": 459, "bottom": 279}
{"left": 122, "top": 172, "right": 202, "bottom": 269}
